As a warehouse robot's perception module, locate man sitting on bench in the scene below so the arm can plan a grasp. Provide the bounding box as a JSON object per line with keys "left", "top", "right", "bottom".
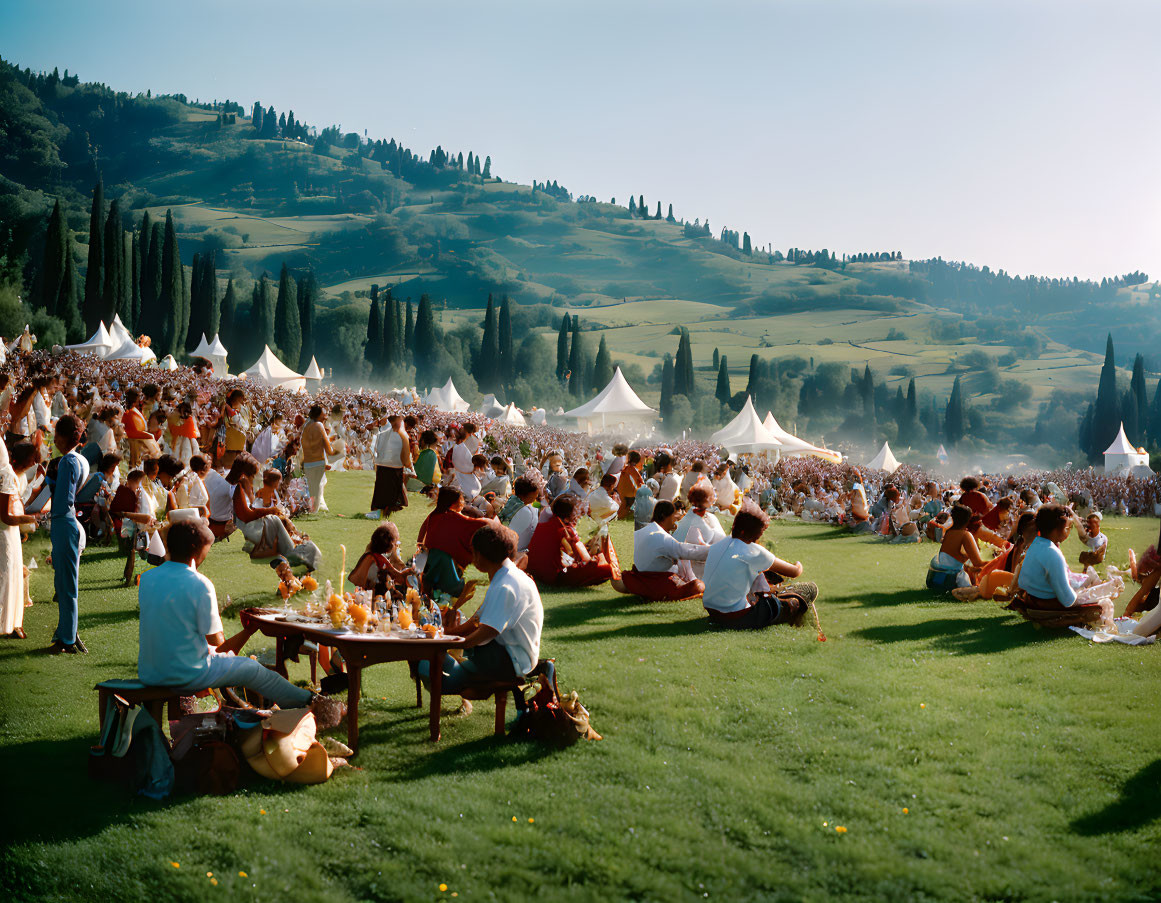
{"left": 419, "top": 522, "right": 543, "bottom": 695}
{"left": 137, "top": 521, "right": 341, "bottom": 724}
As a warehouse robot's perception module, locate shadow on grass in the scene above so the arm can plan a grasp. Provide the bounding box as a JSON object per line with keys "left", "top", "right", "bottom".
{"left": 562, "top": 615, "right": 709, "bottom": 645}
{"left": 834, "top": 588, "right": 938, "bottom": 608}
{"left": 543, "top": 593, "right": 650, "bottom": 631}
{"left": 850, "top": 615, "right": 1064, "bottom": 655}
{"left": 395, "top": 732, "right": 557, "bottom": 780}
{"left": 1070, "top": 759, "right": 1161, "bottom": 835}
{"left": 78, "top": 608, "right": 140, "bottom": 630}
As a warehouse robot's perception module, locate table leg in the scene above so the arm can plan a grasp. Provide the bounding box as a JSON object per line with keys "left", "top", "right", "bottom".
{"left": 274, "top": 636, "right": 288, "bottom": 678}
{"left": 428, "top": 651, "right": 442, "bottom": 742}
{"left": 347, "top": 665, "right": 361, "bottom": 755}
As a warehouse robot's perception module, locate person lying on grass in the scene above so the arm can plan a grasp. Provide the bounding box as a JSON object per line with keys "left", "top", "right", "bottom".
{"left": 615, "top": 500, "right": 709, "bottom": 601}
{"left": 700, "top": 499, "right": 818, "bottom": 630}
{"left": 137, "top": 520, "right": 343, "bottom": 727}
{"left": 418, "top": 522, "right": 543, "bottom": 696}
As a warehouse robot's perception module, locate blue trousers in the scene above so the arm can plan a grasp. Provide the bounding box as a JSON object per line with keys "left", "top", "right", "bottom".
{"left": 177, "top": 654, "right": 313, "bottom": 709}
{"left": 417, "top": 642, "right": 518, "bottom": 695}
{"left": 51, "top": 517, "right": 82, "bottom": 645}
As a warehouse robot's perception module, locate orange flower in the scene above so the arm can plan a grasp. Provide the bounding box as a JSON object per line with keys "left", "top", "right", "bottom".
{"left": 439, "top": 884, "right": 448, "bottom": 892}
{"left": 171, "top": 862, "right": 180, "bottom": 869}
{"left": 835, "top": 826, "right": 848, "bottom": 834}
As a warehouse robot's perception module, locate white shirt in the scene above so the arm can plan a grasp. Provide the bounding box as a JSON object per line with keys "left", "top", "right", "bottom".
{"left": 1085, "top": 532, "right": 1108, "bottom": 553}
{"left": 374, "top": 429, "right": 404, "bottom": 468}
{"left": 475, "top": 559, "right": 543, "bottom": 675}
{"left": 657, "top": 472, "right": 680, "bottom": 503}
{"left": 205, "top": 470, "right": 233, "bottom": 522}
{"left": 702, "top": 538, "right": 777, "bottom": 613}
{"left": 509, "top": 503, "right": 538, "bottom": 553}
{"left": 33, "top": 391, "right": 52, "bottom": 429}
{"left": 588, "top": 487, "right": 619, "bottom": 522}
{"left": 137, "top": 560, "right": 223, "bottom": 687}
{"left": 451, "top": 442, "right": 473, "bottom": 477}
{"left": 457, "top": 470, "right": 482, "bottom": 499}
{"left": 632, "top": 522, "right": 710, "bottom": 574}
{"left": 605, "top": 455, "right": 625, "bottom": 478}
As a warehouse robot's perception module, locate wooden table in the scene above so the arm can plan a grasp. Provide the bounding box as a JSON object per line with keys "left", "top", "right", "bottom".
{"left": 240, "top": 608, "right": 465, "bottom": 754}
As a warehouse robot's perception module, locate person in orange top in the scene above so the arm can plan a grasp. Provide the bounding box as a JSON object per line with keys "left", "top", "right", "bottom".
{"left": 122, "top": 387, "right": 159, "bottom": 466}
{"left": 615, "top": 450, "right": 644, "bottom": 519}
{"left": 171, "top": 401, "right": 201, "bottom": 465}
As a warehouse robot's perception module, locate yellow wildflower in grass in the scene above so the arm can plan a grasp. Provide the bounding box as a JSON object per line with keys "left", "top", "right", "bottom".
{"left": 920, "top": 703, "right": 926, "bottom": 709}
{"left": 170, "top": 862, "right": 180, "bottom": 869}
{"left": 239, "top": 872, "right": 248, "bottom": 878}
{"left": 835, "top": 826, "right": 847, "bottom": 834}
{"left": 206, "top": 872, "right": 213, "bottom": 877}
{"left": 439, "top": 884, "right": 448, "bottom": 892}
{"left": 511, "top": 816, "right": 517, "bottom": 822}
{"left": 528, "top": 818, "right": 535, "bottom": 824}
{"left": 903, "top": 808, "right": 909, "bottom": 814}
{"left": 259, "top": 809, "right": 267, "bottom": 815}
{"left": 210, "top": 878, "right": 218, "bottom": 886}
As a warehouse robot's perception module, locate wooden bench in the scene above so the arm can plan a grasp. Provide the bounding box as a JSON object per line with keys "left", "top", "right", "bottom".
{"left": 95, "top": 679, "right": 188, "bottom": 734}
{"left": 415, "top": 677, "right": 526, "bottom": 736}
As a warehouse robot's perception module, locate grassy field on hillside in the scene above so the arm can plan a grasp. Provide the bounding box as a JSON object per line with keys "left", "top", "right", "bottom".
{"left": 1, "top": 472, "right": 1158, "bottom": 902}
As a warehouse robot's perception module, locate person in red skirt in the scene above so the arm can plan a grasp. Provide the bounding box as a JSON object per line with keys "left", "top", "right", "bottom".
{"left": 526, "top": 494, "right": 625, "bottom": 591}
{"left": 618, "top": 501, "right": 709, "bottom": 601}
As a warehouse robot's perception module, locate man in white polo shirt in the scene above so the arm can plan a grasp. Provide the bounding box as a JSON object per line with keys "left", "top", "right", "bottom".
{"left": 419, "top": 521, "right": 543, "bottom": 694}
{"left": 617, "top": 500, "right": 709, "bottom": 601}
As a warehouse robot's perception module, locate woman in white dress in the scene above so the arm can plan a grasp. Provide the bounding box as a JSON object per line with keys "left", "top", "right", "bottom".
{"left": 1, "top": 441, "right": 39, "bottom": 638}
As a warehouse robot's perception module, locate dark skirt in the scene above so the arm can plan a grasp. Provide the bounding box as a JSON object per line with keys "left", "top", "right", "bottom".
{"left": 371, "top": 466, "right": 408, "bottom": 512}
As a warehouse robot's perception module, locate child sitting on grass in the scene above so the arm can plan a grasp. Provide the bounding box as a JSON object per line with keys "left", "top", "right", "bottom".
{"left": 1076, "top": 511, "right": 1107, "bottom": 567}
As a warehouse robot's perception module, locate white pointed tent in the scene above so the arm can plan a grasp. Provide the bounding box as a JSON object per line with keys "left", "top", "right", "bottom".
{"left": 530, "top": 407, "right": 547, "bottom": 426}
{"left": 243, "top": 345, "right": 306, "bottom": 392}
{"left": 564, "top": 367, "right": 656, "bottom": 434}
{"left": 710, "top": 396, "right": 782, "bottom": 452}
{"left": 1104, "top": 423, "right": 1150, "bottom": 475}
{"left": 761, "top": 411, "right": 842, "bottom": 464}
{"left": 191, "top": 334, "right": 230, "bottom": 377}
{"left": 66, "top": 322, "right": 114, "bottom": 358}
{"left": 104, "top": 315, "right": 156, "bottom": 362}
{"left": 159, "top": 354, "right": 178, "bottom": 371}
{"left": 303, "top": 356, "right": 323, "bottom": 387}
{"left": 424, "top": 378, "right": 471, "bottom": 413}
{"left": 866, "top": 441, "right": 901, "bottom": 474}
{"left": 478, "top": 393, "right": 506, "bottom": 418}
{"left": 499, "top": 403, "right": 526, "bottom": 425}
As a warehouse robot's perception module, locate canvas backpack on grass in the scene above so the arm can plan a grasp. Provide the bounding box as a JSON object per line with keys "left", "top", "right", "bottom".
{"left": 88, "top": 695, "right": 175, "bottom": 800}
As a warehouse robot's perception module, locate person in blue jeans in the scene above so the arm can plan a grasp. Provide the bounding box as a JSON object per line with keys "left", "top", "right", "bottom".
{"left": 49, "top": 414, "right": 90, "bottom": 655}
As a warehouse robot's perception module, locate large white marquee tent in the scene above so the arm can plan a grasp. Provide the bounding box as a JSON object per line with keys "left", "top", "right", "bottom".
{"left": 710, "top": 396, "right": 782, "bottom": 452}
{"left": 192, "top": 334, "right": 231, "bottom": 378}
{"left": 242, "top": 345, "right": 306, "bottom": 392}
{"left": 1104, "top": 423, "right": 1150, "bottom": 475}
{"left": 761, "top": 412, "right": 843, "bottom": 464}
{"left": 65, "top": 322, "right": 114, "bottom": 358}
{"left": 424, "top": 378, "right": 471, "bottom": 413}
{"left": 564, "top": 367, "right": 656, "bottom": 434}
{"left": 866, "top": 441, "right": 901, "bottom": 474}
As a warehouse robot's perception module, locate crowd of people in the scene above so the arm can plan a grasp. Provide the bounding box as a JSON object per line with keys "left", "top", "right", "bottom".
{"left": 1, "top": 343, "right": 1158, "bottom": 730}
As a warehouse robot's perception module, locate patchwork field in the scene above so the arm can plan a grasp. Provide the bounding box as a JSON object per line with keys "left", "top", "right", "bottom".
{"left": 1, "top": 472, "right": 1157, "bottom": 902}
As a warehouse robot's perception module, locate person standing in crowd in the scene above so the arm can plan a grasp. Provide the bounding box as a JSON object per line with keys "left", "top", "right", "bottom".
{"left": 370, "top": 413, "right": 412, "bottom": 520}
{"left": 1, "top": 440, "right": 38, "bottom": 639}
{"left": 49, "top": 414, "right": 89, "bottom": 654}
{"left": 616, "top": 450, "right": 644, "bottom": 518}
{"left": 301, "top": 404, "right": 333, "bottom": 513}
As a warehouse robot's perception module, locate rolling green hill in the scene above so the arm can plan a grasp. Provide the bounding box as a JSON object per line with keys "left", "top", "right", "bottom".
{"left": 1, "top": 57, "right": 1156, "bottom": 461}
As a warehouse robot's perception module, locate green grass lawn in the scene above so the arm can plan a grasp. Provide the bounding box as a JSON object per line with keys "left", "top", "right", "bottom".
{"left": 1, "top": 473, "right": 1158, "bottom": 902}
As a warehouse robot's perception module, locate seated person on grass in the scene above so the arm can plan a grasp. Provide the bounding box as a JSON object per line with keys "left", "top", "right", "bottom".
{"left": 526, "top": 494, "right": 625, "bottom": 590}
{"left": 617, "top": 500, "right": 709, "bottom": 601}
{"left": 1076, "top": 511, "right": 1107, "bottom": 567}
{"left": 498, "top": 476, "right": 540, "bottom": 557}
{"left": 137, "top": 520, "right": 343, "bottom": 726}
{"left": 1013, "top": 504, "right": 1080, "bottom": 613}
{"left": 701, "top": 500, "right": 818, "bottom": 630}
{"left": 416, "top": 486, "right": 487, "bottom": 596}
{"left": 927, "top": 503, "right": 985, "bottom": 591}
{"left": 418, "top": 522, "right": 543, "bottom": 695}
{"left": 349, "top": 522, "right": 414, "bottom": 597}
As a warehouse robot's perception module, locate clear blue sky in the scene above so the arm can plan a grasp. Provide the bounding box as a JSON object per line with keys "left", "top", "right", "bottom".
{"left": 4, "top": 0, "right": 1159, "bottom": 280}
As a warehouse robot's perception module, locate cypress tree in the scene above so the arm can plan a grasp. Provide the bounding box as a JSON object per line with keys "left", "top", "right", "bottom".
{"left": 413, "top": 294, "right": 438, "bottom": 387}
{"left": 945, "top": 376, "right": 966, "bottom": 445}
{"left": 593, "top": 335, "right": 613, "bottom": 389}
{"left": 715, "top": 355, "right": 731, "bottom": 405}
{"left": 712, "top": 347, "right": 719, "bottom": 371}
{"left": 129, "top": 232, "right": 141, "bottom": 331}
{"left": 56, "top": 244, "right": 83, "bottom": 342}
{"left": 903, "top": 377, "right": 919, "bottom": 444}
{"left": 682, "top": 330, "right": 695, "bottom": 395}
{"left": 747, "top": 354, "right": 760, "bottom": 396}
{"left": 673, "top": 333, "right": 688, "bottom": 398}
{"left": 498, "top": 295, "right": 513, "bottom": 386}
{"left": 655, "top": 201, "right": 662, "bottom": 219}
{"left": 1121, "top": 390, "right": 1139, "bottom": 445}
{"left": 159, "top": 211, "right": 183, "bottom": 355}
{"left": 628, "top": 196, "right": 636, "bottom": 217}
{"left": 40, "top": 199, "right": 67, "bottom": 312}
{"left": 101, "top": 199, "right": 124, "bottom": 325}
{"left": 366, "top": 287, "right": 383, "bottom": 370}
{"left": 1130, "top": 353, "right": 1148, "bottom": 441}
{"left": 188, "top": 253, "right": 203, "bottom": 345}
{"left": 482, "top": 156, "right": 491, "bottom": 178}
{"left": 83, "top": 179, "right": 104, "bottom": 333}
{"left": 1149, "top": 378, "right": 1161, "bottom": 447}
{"left": 118, "top": 232, "right": 133, "bottom": 327}
{"left": 476, "top": 295, "right": 498, "bottom": 390}
{"left": 253, "top": 274, "right": 275, "bottom": 354}
{"left": 404, "top": 300, "right": 415, "bottom": 365}
{"left": 297, "top": 273, "right": 316, "bottom": 371}
{"left": 1092, "top": 334, "right": 1119, "bottom": 459}
{"left": 391, "top": 293, "right": 404, "bottom": 364}
{"left": 660, "top": 354, "right": 675, "bottom": 421}
{"left": 138, "top": 210, "right": 151, "bottom": 322}
{"left": 861, "top": 364, "right": 875, "bottom": 424}
{"left": 274, "top": 262, "right": 301, "bottom": 365}
{"left": 556, "top": 314, "right": 571, "bottom": 380}
{"left": 584, "top": 353, "right": 596, "bottom": 393}
{"left": 205, "top": 252, "right": 220, "bottom": 338}
{"left": 177, "top": 250, "right": 190, "bottom": 352}
{"left": 219, "top": 278, "right": 237, "bottom": 349}
{"left": 141, "top": 222, "right": 162, "bottom": 337}
{"left": 568, "top": 319, "right": 584, "bottom": 396}
{"left": 1078, "top": 403, "right": 1095, "bottom": 459}
{"left": 666, "top": 203, "right": 675, "bottom": 223}
{"left": 380, "top": 289, "right": 397, "bottom": 373}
